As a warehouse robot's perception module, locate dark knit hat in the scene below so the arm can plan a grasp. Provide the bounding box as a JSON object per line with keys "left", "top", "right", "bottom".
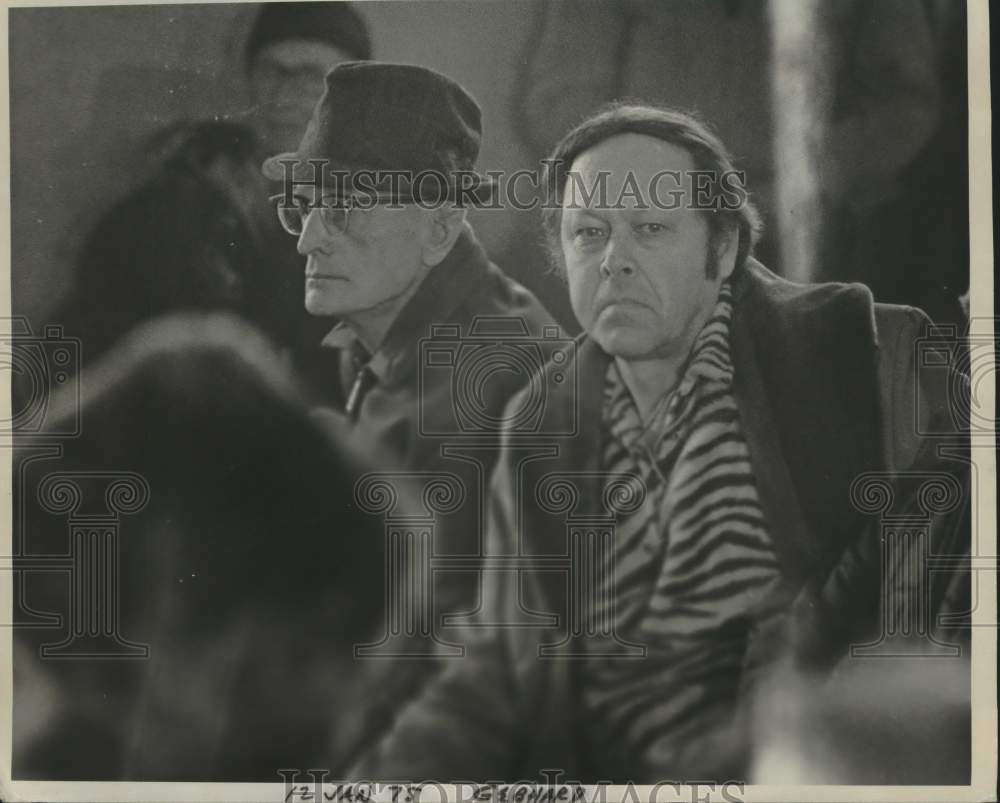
{"left": 245, "top": 2, "right": 372, "bottom": 67}
{"left": 262, "top": 61, "right": 494, "bottom": 203}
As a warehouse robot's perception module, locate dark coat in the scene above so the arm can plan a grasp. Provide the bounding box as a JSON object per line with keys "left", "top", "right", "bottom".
{"left": 307, "top": 226, "right": 559, "bottom": 629}
{"left": 349, "top": 259, "right": 970, "bottom": 781}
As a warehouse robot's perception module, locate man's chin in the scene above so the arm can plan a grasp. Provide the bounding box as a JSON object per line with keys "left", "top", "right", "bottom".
{"left": 591, "top": 323, "right": 662, "bottom": 360}
{"left": 304, "top": 291, "right": 346, "bottom": 318}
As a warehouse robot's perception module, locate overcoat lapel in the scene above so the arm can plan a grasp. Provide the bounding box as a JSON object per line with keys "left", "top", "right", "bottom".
{"left": 731, "top": 260, "right": 885, "bottom": 582}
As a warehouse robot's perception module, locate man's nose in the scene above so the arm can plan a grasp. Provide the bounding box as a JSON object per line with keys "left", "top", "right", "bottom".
{"left": 296, "top": 210, "right": 333, "bottom": 256}
{"left": 599, "top": 233, "right": 637, "bottom": 279}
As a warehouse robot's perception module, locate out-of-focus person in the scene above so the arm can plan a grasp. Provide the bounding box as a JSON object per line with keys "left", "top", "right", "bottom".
{"left": 12, "top": 313, "right": 387, "bottom": 780}
{"left": 56, "top": 2, "right": 372, "bottom": 370}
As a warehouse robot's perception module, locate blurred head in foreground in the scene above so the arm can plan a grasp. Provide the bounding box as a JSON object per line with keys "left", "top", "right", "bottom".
{"left": 14, "top": 313, "right": 389, "bottom": 780}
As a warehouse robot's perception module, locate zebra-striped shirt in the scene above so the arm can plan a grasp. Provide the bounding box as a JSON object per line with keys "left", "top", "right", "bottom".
{"left": 581, "top": 282, "right": 780, "bottom": 779}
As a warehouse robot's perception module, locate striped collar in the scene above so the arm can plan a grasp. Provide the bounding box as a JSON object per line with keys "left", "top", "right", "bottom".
{"left": 672, "top": 280, "right": 735, "bottom": 391}
{"left": 604, "top": 281, "right": 736, "bottom": 458}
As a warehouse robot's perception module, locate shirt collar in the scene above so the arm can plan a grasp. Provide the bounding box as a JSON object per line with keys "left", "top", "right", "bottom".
{"left": 320, "top": 224, "right": 491, "bottom": 388}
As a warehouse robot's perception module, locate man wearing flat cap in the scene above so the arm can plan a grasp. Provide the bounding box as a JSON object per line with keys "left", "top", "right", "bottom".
{"left": 264, "top": 62, "right": 556, "bottom": 631}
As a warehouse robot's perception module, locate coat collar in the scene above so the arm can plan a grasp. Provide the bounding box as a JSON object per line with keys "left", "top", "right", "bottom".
{"left": 321, "top": 223, "right": 491, "bottom": 388}
{"left": 730, "top": 259, "right": 884, "bottom": 581}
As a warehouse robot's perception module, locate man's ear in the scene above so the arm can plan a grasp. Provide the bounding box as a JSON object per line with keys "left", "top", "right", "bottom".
{"left": 421, "top": 205, "right": 468, "bottom": 267}
{"left": 713, "top": 221, "right": 740, "bottom": 281}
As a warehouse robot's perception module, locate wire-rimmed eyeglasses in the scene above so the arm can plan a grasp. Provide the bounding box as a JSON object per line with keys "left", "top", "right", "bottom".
{"left": 270, "top": 192, "right": 402, "bottom": 237}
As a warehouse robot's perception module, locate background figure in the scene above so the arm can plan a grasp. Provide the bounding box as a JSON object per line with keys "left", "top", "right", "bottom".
{"left": 53, "top": 2, "right": 372, "bottom": 369}
{"left": 13, "top": 314, "right": 387, "bottom": 780}
{"left": 770, "top": 0, "right": 968, "bottom": 324}
{"left": 511, "top": 0, "right": 967, "bottom": 324}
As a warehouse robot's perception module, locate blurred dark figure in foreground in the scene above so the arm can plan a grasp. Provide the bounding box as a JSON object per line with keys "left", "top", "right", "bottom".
{"left": 13, "top": 314, "right": 386, "bottom": 781}
{"left": 55, "top": 3, "right": 371, "bottom": 369}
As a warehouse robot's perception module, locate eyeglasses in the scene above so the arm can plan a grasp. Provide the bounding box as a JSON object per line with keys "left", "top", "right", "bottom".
{"left": 270, "top": 193, "right": 403, "bottom": 237}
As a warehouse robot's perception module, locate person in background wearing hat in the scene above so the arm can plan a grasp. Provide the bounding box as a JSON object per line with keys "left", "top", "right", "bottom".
{"left": 57, "top": 2, "right": 371, "bottom": 369}
{"left": 262, "top": 62, "right": 556, "bottom": 657}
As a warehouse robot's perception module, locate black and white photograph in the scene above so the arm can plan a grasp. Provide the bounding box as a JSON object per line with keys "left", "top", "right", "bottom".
{"left": 1, "top": 1, "right": 995, "bottom": 800}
